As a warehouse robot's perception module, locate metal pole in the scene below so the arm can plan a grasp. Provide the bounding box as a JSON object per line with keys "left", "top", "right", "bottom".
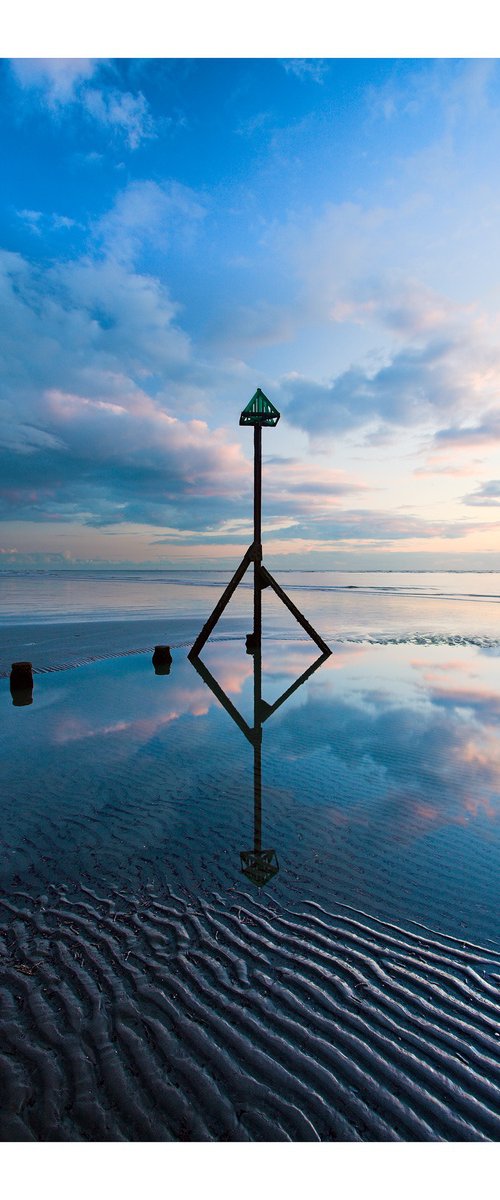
{"left": 254, "top": 423, "right": 262, "bottom": 643}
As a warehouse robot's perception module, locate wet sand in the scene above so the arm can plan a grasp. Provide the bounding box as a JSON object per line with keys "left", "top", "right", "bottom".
{"left": 2, "top": 881, "right": 499, "bottom": 1141}
{"left": 0, "top": 615, "right": 245, "bottom": 677}
{"left": 1, "top": 637, "right": 500, "bottom": 1141}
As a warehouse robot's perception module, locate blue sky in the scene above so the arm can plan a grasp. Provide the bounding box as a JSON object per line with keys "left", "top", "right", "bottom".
{"left": 3, "top": 54, "right": 500, "bottom": 569}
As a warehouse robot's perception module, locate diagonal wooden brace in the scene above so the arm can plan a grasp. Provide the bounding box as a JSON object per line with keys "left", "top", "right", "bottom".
{"left": 188, "top": 543, "right": 255, "bottom": 659}
{"left": 258, "top": 564, "right": 331, "bottom": 655}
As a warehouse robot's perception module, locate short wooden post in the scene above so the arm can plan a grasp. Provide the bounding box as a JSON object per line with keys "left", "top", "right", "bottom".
{"left": 152, "top": 645, "right": 172, "bottom": 674}
{"left": 10, "top": 661, "right": 34, "bottom": 706}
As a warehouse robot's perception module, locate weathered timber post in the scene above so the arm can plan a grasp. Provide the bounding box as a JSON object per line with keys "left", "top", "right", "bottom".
{"left": 10, "top": 661, "right": 34, "bottom": 706}
{"left": 188, "top": 387, "right": 331, "bottom": 660}
{"left": 253, "top": 421, "right": 262, "bottom": 649}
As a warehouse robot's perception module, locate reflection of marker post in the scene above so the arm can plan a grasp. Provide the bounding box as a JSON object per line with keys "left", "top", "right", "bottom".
{"left": 189, "top": 632, "right": 331, "bottom": 889}
{"left": 240, "top": 633, "right": 279, "bottom": 888}
{"left": 253, "top": 632, "right": 262, "bottom": 854}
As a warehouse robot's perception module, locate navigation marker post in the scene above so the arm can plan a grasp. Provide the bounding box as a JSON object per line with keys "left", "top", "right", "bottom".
{"left": 188, "top": 388, "right": 331, "bottom": 660}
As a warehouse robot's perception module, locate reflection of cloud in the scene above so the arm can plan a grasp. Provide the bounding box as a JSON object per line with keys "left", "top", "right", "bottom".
{"left": 262, "top": 641, "right": 367, "bottom": 680}
{"left": 53, "top": 711, "right": 181, "bottom": 744}
{"left": 52, "top": 676, "right": 220, "bottom": 747}
{"left": 410, "top": 658, "right": 474, "bottom": 672}
{"left": 271, "top": 674, "right": 500, "bottom": 840}
{"left": 201, "top": 648, "right": 253, "bottom": 696}
{"left": 425, "top": 681, "right": 500, "bottom": 718}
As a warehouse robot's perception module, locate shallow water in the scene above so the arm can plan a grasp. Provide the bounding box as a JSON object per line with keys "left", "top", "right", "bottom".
{"left": 1, "top": 638, "right": 500, "bottom": 1140}
{"left": 4, "top": 568, "right": 500, "bottom": 650}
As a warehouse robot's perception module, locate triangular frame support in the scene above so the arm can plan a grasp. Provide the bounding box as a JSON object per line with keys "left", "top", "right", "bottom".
{"left": 188, "top": 542, "right": 331, "bottom": 660}
{"left": 188, "top": 392, "right": 331, "bottom": 662}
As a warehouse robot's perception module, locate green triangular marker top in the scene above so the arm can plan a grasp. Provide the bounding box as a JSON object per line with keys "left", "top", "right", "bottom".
{"left": 239, "top": 387, "right": 280, "bottom": 427}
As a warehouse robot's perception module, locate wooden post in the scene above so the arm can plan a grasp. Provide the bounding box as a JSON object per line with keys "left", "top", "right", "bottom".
{"left": 253, "top": 423, "right": 262, "bottom": 645}
{"left": 188, "top": 387, "right": 331, "bottom": 660}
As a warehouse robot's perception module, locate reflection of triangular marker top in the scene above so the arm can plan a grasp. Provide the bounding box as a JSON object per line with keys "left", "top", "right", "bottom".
{"left": 239, "top": 387, "right": 280, "bottom": 427}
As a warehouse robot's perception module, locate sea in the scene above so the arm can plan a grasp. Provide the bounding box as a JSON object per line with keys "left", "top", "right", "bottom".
{"left": 2, "top": 568, "right": 500, "bottom": 645}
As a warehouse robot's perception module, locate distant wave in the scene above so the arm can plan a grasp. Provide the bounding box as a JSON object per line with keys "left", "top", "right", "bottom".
{"left": 335, "top": 633, "right": 500, "bottom": 648}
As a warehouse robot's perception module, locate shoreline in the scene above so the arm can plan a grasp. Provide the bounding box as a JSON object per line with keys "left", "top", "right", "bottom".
{"left": 0, "top": 614, "right": 247, "bottom": 676}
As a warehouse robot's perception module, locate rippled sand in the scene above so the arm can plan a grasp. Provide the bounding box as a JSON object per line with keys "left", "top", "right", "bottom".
{"left": 1, "top": 884, "right": 499, "bottom": 1141}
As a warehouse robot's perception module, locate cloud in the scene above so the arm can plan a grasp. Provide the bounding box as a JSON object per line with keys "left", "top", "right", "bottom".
{"left": 281, "top": 60, "right": 329, "bottom": 85}
{"left": 278, "top": 304, "right": 500, "bottom": 442}
{"left": 434, "top": 408, "right": 500, "bottom": 450}
{"left": 10, "top": 59, "right": 97, "bottom": 105}
{"left": 280, "top": 340, "right": 464, "bottom": 439}
{"left": 82, "top": 86, "right": 155, "bottom": 150}
{"left": 462, "top": 480, "right": 500, "bottom": 507}
{"left": 95, "top": 179, "right": 206, "bottom": 265}
{"left": 330, "top": 277, "right": 464, "bottom": 340}
{"left": 0, "top": 242, "right": 251, "bottom": 531}
{"left": 414, "top": 458, "right": 483, "bottom": 478}
{"left": 17, "top": 209, "right": 82, "bottom": 236}
{"left": 9, "top": 58, "right": 155, "bottom": 149}
{"left": 2, "top": 231, "right": 496, "bottom": 543}
{"left": 365, "top": 60, "right": 497, "bottom": 128}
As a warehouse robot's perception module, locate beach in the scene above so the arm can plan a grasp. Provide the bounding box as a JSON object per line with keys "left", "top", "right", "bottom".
{"left": 1, "top": 570, "right": 500, "bottom": 1140}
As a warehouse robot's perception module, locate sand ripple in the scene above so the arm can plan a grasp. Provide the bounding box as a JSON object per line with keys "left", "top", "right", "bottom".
{"left": 1, "top": 885, "right": 499, "bottom": 1141}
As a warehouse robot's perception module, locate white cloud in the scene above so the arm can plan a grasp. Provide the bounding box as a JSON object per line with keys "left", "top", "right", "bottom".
{"left": 17, "top": 208, "right": 81, "bottom": 234}
{"left": 82, "top": 86, "right": 155, "bottom": 149}
{"left": 9, "top": 57, "right": 156, "bottom": 149}
{"left": 95, "top": 179, "right": 206, "bottom": 265}
{"left": 281, "top": 60, "right": 329, "bottom": 84}
{"left": 279, "top": 326, "right": 500, "bottom": 442}
{"left": 0, "top": 240, "right": 251, "bottom": 530}
{"left": 11, "top": 58, "right": 97, "bottom": 105}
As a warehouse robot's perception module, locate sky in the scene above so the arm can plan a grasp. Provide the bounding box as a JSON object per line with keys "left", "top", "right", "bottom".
{"left": 3, "top": 52, "right": 500, "bottom": 569}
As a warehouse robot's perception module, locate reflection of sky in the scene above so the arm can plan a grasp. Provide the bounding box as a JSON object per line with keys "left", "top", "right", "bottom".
{"left": 270, "top": 643, "right": 500, "bottom": 827}
{"left": 2, "top": 640, "right": 500, "bottom": 945}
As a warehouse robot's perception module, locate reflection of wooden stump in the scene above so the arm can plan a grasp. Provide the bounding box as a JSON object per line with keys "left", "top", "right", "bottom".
{"left": 10, "top": 662, "right": 33, "bottom": 706}
{"left": 153, "top": 662, "right": 171, "bottom": 675}
{"left": 240, "top": 848, "right": 279, "bottom": 887}
{"left": 245, "top": 632, "right": 257, "bottom": 654}
{"left": 152, "top": 645, "right": 172, "bottom": 674}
